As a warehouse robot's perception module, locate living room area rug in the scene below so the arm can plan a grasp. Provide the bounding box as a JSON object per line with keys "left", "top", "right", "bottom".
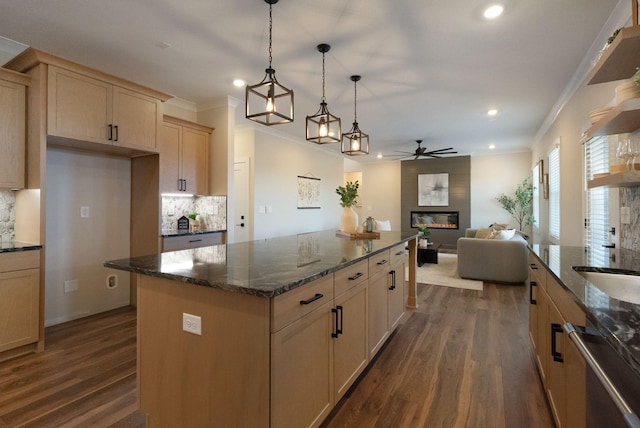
{"left": 407, "top": 253, "right": 483, "bottom": 291}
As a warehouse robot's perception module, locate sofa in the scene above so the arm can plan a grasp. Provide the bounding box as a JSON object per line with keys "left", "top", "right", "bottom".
{"left": 456, "top": 227, "right": 528, "bottom": 284}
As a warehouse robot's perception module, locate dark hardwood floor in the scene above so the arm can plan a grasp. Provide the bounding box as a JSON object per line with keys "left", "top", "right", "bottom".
{"left": 0, "top": 282, "right": 554, "bottom": 427}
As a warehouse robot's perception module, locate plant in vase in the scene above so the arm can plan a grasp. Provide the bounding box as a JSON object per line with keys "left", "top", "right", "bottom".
{"left": 188, "top": 212, "right": 200, "bottom": 232}
{"left": 336, "top": 181, "right": 360, "bottom": 234}
{"left": 495, "top": 176, "right": 535, "bottom": 232}
{"left": 418, "top": 225, "right": 430, "bottom": 247}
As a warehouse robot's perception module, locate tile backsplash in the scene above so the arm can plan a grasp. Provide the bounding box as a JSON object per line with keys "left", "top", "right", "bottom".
{"left": 162, "top": 195, "right": 227, "bottom": 232}
{"left": 621, "top": 187, "right": 640, "bottom": 251}
{"left": 0, "top": 191, "right": 16, "bottom": 243}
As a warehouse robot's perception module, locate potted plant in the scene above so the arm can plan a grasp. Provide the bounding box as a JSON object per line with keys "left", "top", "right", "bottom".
{"left": 188, "top": 212, "right": 200, "bottom": 232}
{"left": 336, "top": 181, "right": 359, "bottom": 233}
{"left": 495, "top": 176, "right": 535, "bottom": 232}
{"left": 417, "top": 225, "right": 430, "bottom": 247}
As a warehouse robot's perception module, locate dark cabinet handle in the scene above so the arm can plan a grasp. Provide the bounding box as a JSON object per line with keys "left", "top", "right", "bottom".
{"left": 377, "top": 259, "right": 388, "bottom": 266}
{"left": 300, "top": 293, "right": 323, "bottom": 305}
{"left": 188, "top": 239, "right": 203, "bottom": 243}
{"left": 395, "top": 251, "right": 404, "bottom": 256}
{"left": 177, "top": 179, "right": 182, "bottom": 191}
{"left": 108, "top": 124, "right": 113, "bottom": 141}
{"left": 331, "top": 307, "right": 339, "bottom": 338}
{"left": 114, "top": 125, "right": 119, "bottom": 142}
{"left": 529, "top": 281, "right": 537, "bottom": 305}
{"left": 551, "top": 323, "right": 564, "bottom": 363}
{"left": 336, "top": 305, "right": 343, "bottom": 335}
{"left": 348, "top": 272, "right": 363, "bottom": 281}
{"left": 182, "top": 179, "right": 187, "bottom": 192}
{"left": 530, "top": 263, "right": 538, "bottom": 270}
{"left": 389, "top": 270, "right": 396, "bottom": 290}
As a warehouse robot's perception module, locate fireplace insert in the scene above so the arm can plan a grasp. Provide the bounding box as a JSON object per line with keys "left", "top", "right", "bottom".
{"left": 411, "top": 211, "right": 459, "bottom": 230}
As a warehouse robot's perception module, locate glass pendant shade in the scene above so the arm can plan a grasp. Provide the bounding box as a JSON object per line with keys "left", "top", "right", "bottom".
{"left": 341, "top": 75, "right": 369, "bottom": 155}
{"left": 245, "top": 0, "right": 294, "bottom": 126}
{"left": 306, "top": 43, "right": 341, "bottom": 144}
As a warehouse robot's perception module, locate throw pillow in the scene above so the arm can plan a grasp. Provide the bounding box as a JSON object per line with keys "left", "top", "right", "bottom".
{"left": 500, "top": 229, "right": 516, "bottom": 240}
{"left": 475, "top": 227, "right": 494, "bottom": 239}
{"left": 490, "top": 223, "right": 508, "bottom": 231}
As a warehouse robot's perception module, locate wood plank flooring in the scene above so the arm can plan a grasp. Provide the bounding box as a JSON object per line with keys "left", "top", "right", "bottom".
{"left": 0, "top": 282, "right": 554, "bottom": 427}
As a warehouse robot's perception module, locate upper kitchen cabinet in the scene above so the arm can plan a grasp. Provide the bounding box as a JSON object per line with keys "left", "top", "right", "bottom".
{"left": 160, "top": 116, "right": 213, "bottom": 195}
{"left": 4, "top": 48, "right": 171, "bottom": 157}
{"left": 48, "top": 65, "right": 163, "bottom": 152}
{"left": 0, "top": 68, "right": 29, "bottom": 190}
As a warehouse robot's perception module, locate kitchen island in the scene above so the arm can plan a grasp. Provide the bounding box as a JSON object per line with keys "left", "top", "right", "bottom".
{"left": 106, "top": 230, "right": 418, "bottom": 428}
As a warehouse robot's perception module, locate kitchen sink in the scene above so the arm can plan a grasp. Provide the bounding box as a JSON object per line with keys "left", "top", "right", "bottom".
{"left": 573, "top": 267, "right": 640, "bottom": 305}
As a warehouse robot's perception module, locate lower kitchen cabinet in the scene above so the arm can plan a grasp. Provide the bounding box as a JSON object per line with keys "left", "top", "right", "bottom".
{"left": 0, "top": 250, "right": 41, "bottom": 357}
{"left": 529, "top": 251, "right": 586, "bottom": 428}
{"left": 161, "top": 231, "right": 224, "bottom": 252}
{"left": 389, "top": 244, "right": 407, "bottom": 331}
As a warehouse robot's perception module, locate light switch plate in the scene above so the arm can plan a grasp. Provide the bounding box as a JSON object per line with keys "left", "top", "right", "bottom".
{"left": 621, "top": 207, "right": 631, "bottom": 225}
{"left": 80, "top": 206, "right": 90, "bottom": 218}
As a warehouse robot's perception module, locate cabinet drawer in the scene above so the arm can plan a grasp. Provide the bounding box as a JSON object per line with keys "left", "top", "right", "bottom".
{"left": 546, "top": 272, "right": 585, "bottom": 325}
{"left": 335, "top": 259, "right": 368, "bottom": 297}
{"left": 0, "top": 250, "right": 40, "bottom": 272}
{"left": 271, "top": 275, "right": 334, "bottom": 333}
{"left": 390, "top": 244, "right": 407, "bottom": 266}
{"left": 369, "top": 250, "right": 391, "bottom": 276}
{"left": 161, "top": 233, "right": 223, "bottom": 252}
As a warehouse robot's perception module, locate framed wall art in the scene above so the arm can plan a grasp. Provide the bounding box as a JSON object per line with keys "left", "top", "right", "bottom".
{"left": 418, "top": 173, "right": 449, "bottom": 206}
{"left": 297, "top": 175, "right": 321, "bottom": 209}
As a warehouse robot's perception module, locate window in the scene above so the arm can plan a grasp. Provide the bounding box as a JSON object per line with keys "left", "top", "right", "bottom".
{"left": 584, "top": 136, "right": 610, "bottom": 266}
{"left": 548, "top": 145, "right": 560, "bottom": 240}
{"left": 532, "top": 162, "right": 540, "bottom": 237}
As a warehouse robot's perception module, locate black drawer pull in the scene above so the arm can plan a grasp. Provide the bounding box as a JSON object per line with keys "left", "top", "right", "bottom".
{"left": 529, "top": 281, "right": 537, "bottom": 305}
{"left": 551, "top": 323, "right": 564, "bottom": 363}
{"left": 331, "top": 307, "right": 339, "bottom": 338}
{"left": 530, "top": 263, "right": 538, "bottom": 270}
{"left": 377, "top": 259, "right": 388, "bottom": 265}
{"left": 114, "top": 125, "right": 119, "bottom": 142}
{"left": 336, "top": 305, "right": 343, "bottom": 335}
{"left": 395, "top": 251, "right": 404, "bottom": 256}
{"left": 348, "top": 272, "right": 363, "bottom": 281}
{"left": 389, "top": 270, "right": 396, "bottom": 290}
{"left": 108, "top": 124, "right": 113, "bottom": 141}
{"left": 300, "top": 293, "right": 323, "bottom": 305}
{"left": 188, "top": 239, "right": 203, "bottom": 243}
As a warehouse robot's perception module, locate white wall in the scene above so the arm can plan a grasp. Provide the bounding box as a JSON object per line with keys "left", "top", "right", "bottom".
{"left": 45, "top": 148, "right": 131, "bottom": 326}
{"left": 470, "top": 151, "right": 532, "bottom": 232}
{"left": 252, "top": 129, "right": 344, "bottom": 240}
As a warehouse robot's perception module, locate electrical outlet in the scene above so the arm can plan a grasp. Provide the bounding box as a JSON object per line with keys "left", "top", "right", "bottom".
{"left": 182, "top": 313, "right": 202, "bottom": 336}
{"left": 107, "top": 274, "right": 118, "bottom": 289}
{"left": 64, "top": 279, "right": 79, "bottom": 293}
{"left": 80, "top": 206, "right": 90, "bottom": 218}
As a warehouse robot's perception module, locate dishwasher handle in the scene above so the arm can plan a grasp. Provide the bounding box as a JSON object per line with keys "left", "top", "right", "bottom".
{"left": 564, "top": 323, "right": 640, "bottom": 428}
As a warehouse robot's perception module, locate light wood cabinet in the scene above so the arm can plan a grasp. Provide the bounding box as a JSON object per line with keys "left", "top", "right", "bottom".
{"left": 160, "top": 116, "right": 212, "bottom": 195}
{"left": 47, "top": 65, "right": 162, "bottom": 152}
{"left": 0, "top": 69, "right": 28, "bottom": 189}
{"left": 529, "top": 251, "right": 586, "bottom": 428}
{"left": 0, "top": 251, "right": 40, "bottom": 355}
{"left": 389, "top": 244, "right": 407, "bottom": 331}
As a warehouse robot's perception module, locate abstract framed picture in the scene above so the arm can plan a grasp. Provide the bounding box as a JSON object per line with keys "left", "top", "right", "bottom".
{"left": 297, "top": 175, "right": 321, "bottom": 209}
{"left": 418, "top": 173, "right": 449, "bottom": 206}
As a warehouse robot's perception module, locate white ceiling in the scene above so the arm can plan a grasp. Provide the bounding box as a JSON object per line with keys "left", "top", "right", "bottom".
{"left": 0, "top": 0, "right": 622, "bottom": 160}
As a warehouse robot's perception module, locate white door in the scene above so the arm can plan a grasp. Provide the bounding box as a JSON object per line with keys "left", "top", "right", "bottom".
{"left": 234, "top": 159, "right": 250, "bottom": 243}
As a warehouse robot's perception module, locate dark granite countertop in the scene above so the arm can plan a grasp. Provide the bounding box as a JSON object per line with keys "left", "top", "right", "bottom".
{"left": 529, "top": 244, "right": 640, "bottom": 376}
{"left": 0, "top": 241, "right": 43, "bottom": 253}
{"left": 106, "top": 230, "right": 418, "bottom": 298}
{"left": 161, "top": 229, "right": 226, "bottom": 238}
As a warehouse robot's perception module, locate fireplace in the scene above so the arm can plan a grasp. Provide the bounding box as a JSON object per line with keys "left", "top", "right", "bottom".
{"left": 411, "top": 211, "right": 459, "bottom": 230}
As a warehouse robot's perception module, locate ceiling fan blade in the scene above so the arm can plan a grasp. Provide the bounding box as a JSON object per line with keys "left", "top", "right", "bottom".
{"left": 424, "top": 147, "right": 456, "bottom": 153}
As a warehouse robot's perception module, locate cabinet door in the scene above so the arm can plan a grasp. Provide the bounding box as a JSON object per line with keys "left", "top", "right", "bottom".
{"left": 181, "top": 127, "right": 209, "bottom": 195}
{"left": 565, "top": 335, "right": 586, "bottom": 428}
{"left": 47, "top": 66, "right": 112, "bottom": 144}
{"left": 271, "top": 301, "right": 334, "bottom": 428}
{"left": 159, "top": 122, "right": 182, "bottom": 193}
{"left": 113, "top": 86, "right": 160, "bottom": 151}
{"left": 548, "top": 301, "right": 567, "bottom": 428}
{"left": 389, "top": 261, "right": 405, "bottom": 331}
{"left": 536, "top": 287, "right": 549, "bottom": 388}
{"left": 334, "top": 281, "right": 368, "bottom": 402}
{"left": 0, "top": 78, "right": 25, "bottom": 189}
{"left": 368, "top": 271, "right": 390, "bottom": 358}
{"left": 0, "top": 268, "right": 40, "bottom": 352}
{"left": 529, "top": 278, "right": 539, "bottom": 352}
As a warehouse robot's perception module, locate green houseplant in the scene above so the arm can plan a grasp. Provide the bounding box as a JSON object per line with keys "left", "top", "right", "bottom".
{"left": 495, "top": 176, "right": 535, "bottom": 231}
{"left": 336, "top": 181, "right": 360, "bottom": 233}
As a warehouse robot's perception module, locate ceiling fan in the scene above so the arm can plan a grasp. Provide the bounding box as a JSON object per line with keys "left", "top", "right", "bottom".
{"left": 390, "top": 140, "right": 457, "bottom": 160}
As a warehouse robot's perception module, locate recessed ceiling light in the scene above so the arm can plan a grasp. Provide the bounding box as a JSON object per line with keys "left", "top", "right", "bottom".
{"left": 377, "top": 153, "right": 383, "bottom": 159}
{"left": 233, "top": 79, "right": 245, "bottom": 87}
{"left": 489, "top": 144, "right": 496, "bottom": 149}
{"left": 484, "top": 4, "right": 504, "bottom": 19}
{"left": 487, "top": 108, "right": 498, "bottom": 116}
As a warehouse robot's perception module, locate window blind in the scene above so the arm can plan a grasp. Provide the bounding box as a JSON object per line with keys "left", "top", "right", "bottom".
{"left": 584, "top": 136, "right": 609, "bottom": 266}
{"left": 548, "top": 146, "right": 561, "bottom": 240}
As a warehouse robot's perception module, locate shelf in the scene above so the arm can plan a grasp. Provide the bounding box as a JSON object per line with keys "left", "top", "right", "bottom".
{"left": 582, "top": 98, "right": 640, "bottom": 142}
{"left": 587, "top": 171, "right": 640, "bottom": 189}
{"left": 587, "top": 26, "right": 640, "bottom": 85}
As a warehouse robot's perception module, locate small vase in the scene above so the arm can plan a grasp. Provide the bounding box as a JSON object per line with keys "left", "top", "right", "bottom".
{"left": 340, "top": 207, "right": 359, "bottom": 234}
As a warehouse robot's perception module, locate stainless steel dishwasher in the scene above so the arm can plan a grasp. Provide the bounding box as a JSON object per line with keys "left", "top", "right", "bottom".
{"left": 565, "top": 322, "right": 640, "bottom": 428}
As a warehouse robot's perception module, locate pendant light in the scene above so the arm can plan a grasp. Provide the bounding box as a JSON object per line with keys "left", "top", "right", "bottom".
{"left": 245, "top": 0, "right": 294, "bottom": 126}
{"left": 306, "top": 43, "right": 341, "bottom": 144}
{"left": 341, "top": 75, "right": 369, "bottom": 155}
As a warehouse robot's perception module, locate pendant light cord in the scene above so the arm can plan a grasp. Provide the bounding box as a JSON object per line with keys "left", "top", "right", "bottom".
{"left": 353, "top": 79, "right": 358, "bottom": 122}
{"left": 268, "top": 2, "right": 273, "bottom": 69}
{"left": 321, "top": 51, "right": 326, "bottom": 103}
